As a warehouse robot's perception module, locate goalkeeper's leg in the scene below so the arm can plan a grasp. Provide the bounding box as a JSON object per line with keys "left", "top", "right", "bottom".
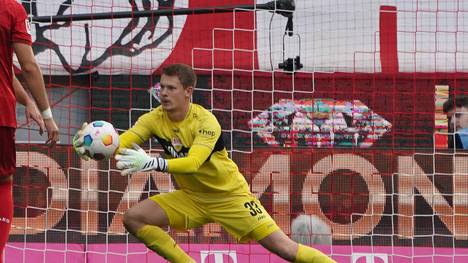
{"left": 123, "top": 199, "right": 194, "bottom": 263}
{"left": 256, "top": 228, "right": 336, "bottom": 263}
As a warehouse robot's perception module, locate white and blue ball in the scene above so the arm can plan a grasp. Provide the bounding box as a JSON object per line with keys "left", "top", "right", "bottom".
{"left": 81, "top": 121, "right": 120, "bottom": 160}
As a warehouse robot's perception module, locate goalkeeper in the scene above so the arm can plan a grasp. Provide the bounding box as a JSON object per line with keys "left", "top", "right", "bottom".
{"left": 74, "top": 63, "right": 335, "bottom": 263}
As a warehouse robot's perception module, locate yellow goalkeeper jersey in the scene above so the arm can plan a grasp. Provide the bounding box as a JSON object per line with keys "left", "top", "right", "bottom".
{"left": 119, "top": 103, "right": 250, "bottom": 194}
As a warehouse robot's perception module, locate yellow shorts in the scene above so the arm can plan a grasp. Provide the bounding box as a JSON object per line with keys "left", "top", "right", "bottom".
{"left": 150, "top": 190, "right": 280, "bottom": 242}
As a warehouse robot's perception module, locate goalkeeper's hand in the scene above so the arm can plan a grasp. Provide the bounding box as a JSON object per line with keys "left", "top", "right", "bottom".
{"left": 73, "top": 122, "right": 90, "bottom": 161}
{"left": 115, "top": 143, "right": 168, "bottom": 176}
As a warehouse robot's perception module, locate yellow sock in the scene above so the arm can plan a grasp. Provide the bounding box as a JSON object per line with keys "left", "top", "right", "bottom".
{"left": 295, "top": 244, "right": 336, "bottom": 263}
{"left": 135, "top": 225, "right": 194, "bottom": 263}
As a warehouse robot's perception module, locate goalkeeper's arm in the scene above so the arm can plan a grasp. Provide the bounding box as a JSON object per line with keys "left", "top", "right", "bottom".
{"left": 115, "top": 143, "right": 212, "bottom": 176}
{"left": 166, "top": 145, "right": 212, "bottom": 173}
{"left": 118, "top": 129, "right": 147, "bottom": 151}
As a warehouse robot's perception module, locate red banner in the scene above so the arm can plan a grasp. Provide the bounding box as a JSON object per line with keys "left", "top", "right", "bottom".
{"left": 11, "top": 145, "right": 468, "bottom": 248}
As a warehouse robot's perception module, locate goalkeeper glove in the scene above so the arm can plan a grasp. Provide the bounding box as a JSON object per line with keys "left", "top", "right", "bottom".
{"left": 115, "top": 143, "right": 168, "bottom": 176}
{"left": 73, "top": 122, "right": 90, "bottom": 161}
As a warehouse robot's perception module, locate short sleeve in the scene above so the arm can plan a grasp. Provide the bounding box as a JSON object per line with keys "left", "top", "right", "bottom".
{"left": 193, "top": 115, "right": 222, "bottom": 150}
{"left": 11, "top": 2, "right": 32, "bottom": 45}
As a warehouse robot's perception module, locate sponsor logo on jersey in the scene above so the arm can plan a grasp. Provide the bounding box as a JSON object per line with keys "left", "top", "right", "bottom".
{"left": 199, "top": 129, "right": 215, "bottom": 137}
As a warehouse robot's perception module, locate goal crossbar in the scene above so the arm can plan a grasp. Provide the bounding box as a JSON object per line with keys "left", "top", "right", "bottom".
{"left": 30, "top": 0, "right": 295, "bottom": 23}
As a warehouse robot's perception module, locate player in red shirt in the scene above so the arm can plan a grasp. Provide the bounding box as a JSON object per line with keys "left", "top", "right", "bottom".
{"left": 0, "top": 1, "right": 59, "bottom": 260}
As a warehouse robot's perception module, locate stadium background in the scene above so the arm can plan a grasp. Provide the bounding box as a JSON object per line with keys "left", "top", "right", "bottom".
{"left": 8, "top": 0, "right": 468, "bottom": 262}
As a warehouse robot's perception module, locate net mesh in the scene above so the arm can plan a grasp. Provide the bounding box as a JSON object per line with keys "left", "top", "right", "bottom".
{"left": 7, "top": 0, "right": 468, "bottom": 262}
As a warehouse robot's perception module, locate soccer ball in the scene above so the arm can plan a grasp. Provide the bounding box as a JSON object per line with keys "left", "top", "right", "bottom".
{"left": 81, "top": 121, "right": 120, "bottom": 160}
{"left": 291, "top": 214, "right": 333, "bottom": 245}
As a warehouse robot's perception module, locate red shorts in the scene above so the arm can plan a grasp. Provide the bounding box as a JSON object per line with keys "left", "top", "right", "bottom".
{"left": 0, "top": 127, "right": 16, "bottom": 176}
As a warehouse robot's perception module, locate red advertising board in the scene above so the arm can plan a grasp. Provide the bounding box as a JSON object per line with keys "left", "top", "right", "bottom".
{"left": 11, "top": 145, "right": 468, "bottom": 248}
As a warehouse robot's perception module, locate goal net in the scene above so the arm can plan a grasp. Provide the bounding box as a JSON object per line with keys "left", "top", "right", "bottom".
{"left": 7, "top": 0, "right": 468, "bottom": 262}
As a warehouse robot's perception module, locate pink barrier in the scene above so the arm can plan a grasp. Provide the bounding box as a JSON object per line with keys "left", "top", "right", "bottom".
{"left": 5, "top": 243, "right": 468, "bottom": 263}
